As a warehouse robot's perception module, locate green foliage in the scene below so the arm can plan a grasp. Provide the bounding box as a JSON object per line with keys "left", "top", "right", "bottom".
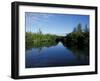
{"left": 25, "top": 32, "right": 58, "bottom": 49}
{"left": 64, "top": 23, "right": 89, "bottom": 48}
{"left": 26, "top": 23, "right": 89, "bottom": 50}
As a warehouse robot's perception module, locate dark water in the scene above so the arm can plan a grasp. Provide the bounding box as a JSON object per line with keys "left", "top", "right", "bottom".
{"left": 25, "top": 42, "right": 89, "bottom": 68}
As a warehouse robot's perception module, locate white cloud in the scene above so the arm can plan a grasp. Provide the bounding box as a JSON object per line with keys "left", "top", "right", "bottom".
{"left": 26, "top": 12, "right": 54, "bottom": 23}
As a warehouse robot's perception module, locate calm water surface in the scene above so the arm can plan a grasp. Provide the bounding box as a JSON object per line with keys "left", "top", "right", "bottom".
{"left": 26, "top": 42, "right": 89, "bottom": 68}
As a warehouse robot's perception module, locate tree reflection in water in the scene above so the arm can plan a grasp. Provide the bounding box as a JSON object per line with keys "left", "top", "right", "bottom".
{"left": 26, "top": 40, "right": 89, "bottom": 61}
{"left": 62, "top": 41, "right": 89, "bottom": 62}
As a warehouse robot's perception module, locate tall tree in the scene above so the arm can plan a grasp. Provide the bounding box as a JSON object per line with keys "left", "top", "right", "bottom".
{"left": 77, "top": 23, "right": 82, "bottom": 32}
{"left": 73, "top": 27, "right": 77, "bottom": 32}
{"left": 38, "top": 28, "right": 42, "bottom": 34}
{"left": 84, "top": 24, "right": 89, "bottom": 32}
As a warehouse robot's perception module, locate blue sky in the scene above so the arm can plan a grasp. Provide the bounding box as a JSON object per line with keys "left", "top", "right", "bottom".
{"left": 25, "top": 12, "right": 89, "bottom": 36}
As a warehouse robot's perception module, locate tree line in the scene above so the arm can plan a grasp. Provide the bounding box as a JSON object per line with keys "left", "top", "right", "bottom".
{"left": 26, "top": 23, "right": 89, "bottom": 49}
{"left": 64, "top": 23, "right": 89, "bottom": 49}
{"left": 25, "top": 32, "right": 58, "bottom": 49}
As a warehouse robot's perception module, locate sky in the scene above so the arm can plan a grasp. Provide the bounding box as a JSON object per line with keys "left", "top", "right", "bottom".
{"left": 25, "top": 12, "right": 89, "bottom": 36}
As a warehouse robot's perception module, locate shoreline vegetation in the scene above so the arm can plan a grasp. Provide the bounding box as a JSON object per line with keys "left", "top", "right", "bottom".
{"left": 26, "top": 23, "right": 89, "bottom": 52}
{"left": 26, "top": 32, "right": 58, "bottom": 49}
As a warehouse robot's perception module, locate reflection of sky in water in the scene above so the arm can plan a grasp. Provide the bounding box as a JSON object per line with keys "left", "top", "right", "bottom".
{"left": 26, "top": 42, "right": 89, "bottom": 68}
